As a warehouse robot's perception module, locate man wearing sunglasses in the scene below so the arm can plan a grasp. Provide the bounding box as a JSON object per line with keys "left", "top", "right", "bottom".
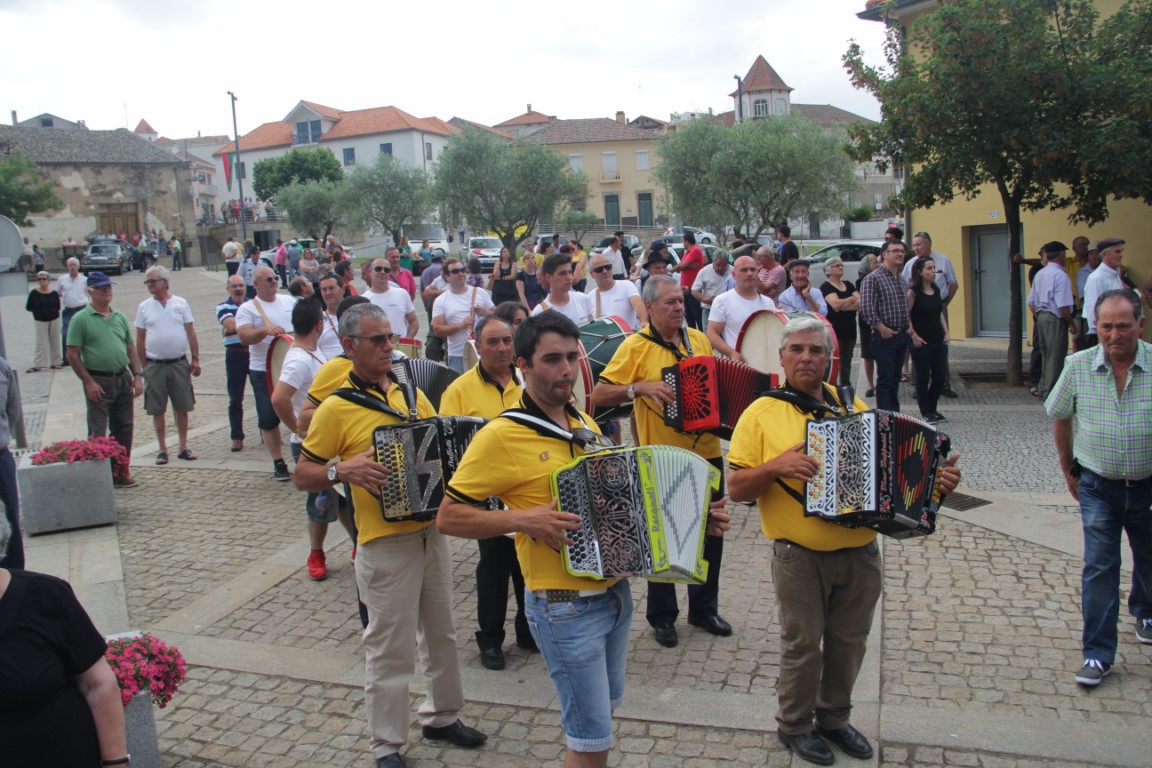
{"left": 431, "top": 258, "right": 493, "bottom": 374}
{"left": 296, "top": 304, "right": 487, "bottom": 767}
{"left": 236, "top": 266, "right": 297, "bottom": 480}
{"left": 587, "top": 253, "right": 646, "bottom": 331}
{"left": 366, "top": 258, "right": 419, "bottom": 343}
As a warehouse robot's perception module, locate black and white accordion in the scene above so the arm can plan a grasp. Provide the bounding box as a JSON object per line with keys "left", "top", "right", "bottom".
{"left": 390, "top": 358, "right": 459, "bottom": 412}
{"left": 550, "top": 446, "right": 720, "bottom": 583}
{"left": 662, "top": 356, "right": 778, "bottom": 440}
{"left": 372, "top": 416, "right": 493, "bottom": 522}
{"left": 804, "top": 410, "right": 951, "bottom": 538}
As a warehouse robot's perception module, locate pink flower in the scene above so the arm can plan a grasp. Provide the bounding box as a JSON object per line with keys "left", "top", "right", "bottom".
{"left": 105, "top": 633, "right": 187, "bottom": 709}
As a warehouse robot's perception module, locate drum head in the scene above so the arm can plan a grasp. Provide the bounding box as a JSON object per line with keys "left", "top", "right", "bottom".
{"left": 463, "top": 339, "right": 479, "bottom": 372}
{"left": 570, "top": 339, "right": 595, "bottom": 415}
{"left": 265, "top": 334, "right": 295, "bottom": 394}
{"left": 579, "top": 316, "right": 633, "bottom": 422}
{"left": 736, "top": 310, "right": 840, "bottom": 383}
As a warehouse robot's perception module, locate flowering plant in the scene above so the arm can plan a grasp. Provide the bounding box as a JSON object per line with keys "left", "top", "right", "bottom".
{"left": 31, "top": 437, "right": 130, "bottom": 483}
{"left": 105, "top": 633, "right": 187, "bottom": 708}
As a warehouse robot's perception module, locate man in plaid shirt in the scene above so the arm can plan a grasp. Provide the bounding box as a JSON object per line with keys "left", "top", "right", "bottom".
{"left": 859, "top": 240, "right": 910, "bottom": 411}
{"left": 1046, "top": 288, "right": 1152, "bottom": 687}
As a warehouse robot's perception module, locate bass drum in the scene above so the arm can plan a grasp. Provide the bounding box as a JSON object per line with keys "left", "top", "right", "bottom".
{"left": 462, "top": 339, "right": 479, "bottom": 372}
{"left": 735, "top": 310, "right": 839, "bottom": 384}
{"left": 579, "top": 316, "right": 634, "bottom": 422}
{"left": 265, "top": 334, "right": 296, "bottom": 395}
{"left": 395, "top": 337, "right": 423, "bottom": 359}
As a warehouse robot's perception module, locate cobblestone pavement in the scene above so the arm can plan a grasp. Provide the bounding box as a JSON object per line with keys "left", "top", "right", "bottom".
{"left": 12, "top": 268, "right": 1152, "bottom": 767}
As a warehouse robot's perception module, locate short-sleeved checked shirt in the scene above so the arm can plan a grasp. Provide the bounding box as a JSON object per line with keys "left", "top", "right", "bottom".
{"left": 860, "top": 266, "right": 910, "bottom": 331}
{"left": 1046, "top": 340, "right": 1152, "bottom": 480}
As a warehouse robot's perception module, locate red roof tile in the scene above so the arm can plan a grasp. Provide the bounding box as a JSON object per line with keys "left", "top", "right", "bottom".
{"left": 299, "top": 101, "right": 343, "bottom": 120}
{"left": 496, "top": 110, "right": 556, "bottom": 128}
{"left": 213, "top": 122, "right": 294, "bottom": 156}
{"left": 449, "top": 117, "right": 517, "bottom": 140}
{"left": 730, "top": 55, "right": 793, "bottom": 97}
{"left": 319, "top": 106, "right": 453, "bottom": 139}
{"left": 134, "top": 119, "right": 157, "bottom": 134}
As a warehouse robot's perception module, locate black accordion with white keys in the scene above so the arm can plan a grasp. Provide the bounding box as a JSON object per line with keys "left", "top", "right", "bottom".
{"left": 372, "top": 416, "right": 493, "bottom": 522}
{"left": 551, "top": 446, "right": 720, "bottom": 583}
{"left": 803, "top": 410, "right": 951, "bottom": 538}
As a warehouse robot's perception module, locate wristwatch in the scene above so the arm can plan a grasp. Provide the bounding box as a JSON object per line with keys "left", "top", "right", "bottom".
{"left": 327, "top": 464, "right": 339, "bottom": 483}
{"left": 626, "top": 384, "right": 636, "bottom": 400}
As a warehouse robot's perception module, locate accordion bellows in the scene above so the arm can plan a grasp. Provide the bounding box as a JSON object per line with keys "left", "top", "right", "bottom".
{"left": 372, "top": 416, "right": 491, "bottom": 522}
{"left": 804, "top": 410, "right": 951, "bottom": 538}
{"left": 662, "top": 356, "right": 777, "bottom": 440}
{"left": 552, "top": 446, "right": 720, "bottom": 583}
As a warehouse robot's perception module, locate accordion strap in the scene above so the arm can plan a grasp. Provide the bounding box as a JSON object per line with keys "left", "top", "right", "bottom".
{"left": 499, "top": 409, "right": 613, "bottom": 451}
{"left": 331, "top": 386, "right": 410, "bottom": 422}
{"left": 761, "top": 383, "right": 846, "bottom": 419}
{"left": 638, "top": 322, "right": 693, "bottom": 360}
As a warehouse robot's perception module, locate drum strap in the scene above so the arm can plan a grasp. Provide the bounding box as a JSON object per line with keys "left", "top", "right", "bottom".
{"left": 252, "top": 297, "right": 275, "bottom": 330}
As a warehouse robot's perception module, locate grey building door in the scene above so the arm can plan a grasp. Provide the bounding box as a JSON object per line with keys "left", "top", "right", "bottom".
{"left": 971, "top": 224, "right": 1025, "bottom": 337}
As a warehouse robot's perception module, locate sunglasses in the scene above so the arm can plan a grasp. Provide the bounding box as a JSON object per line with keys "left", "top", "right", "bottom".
{"left": 591, "top": 265, "right": 613, "bottom": 274}
{"left": 143, "top": 279, "right": 163, "bottom": 285}
{"left": 37, "top": 277, "right": 49, "bottom": 281}
{"left": 349, "top": 333, "right": 398, "bottom": 348}
{"left": 447, "top": 268, "right": 466, "bottom": 275}
{"left": 261, "top": 276, "right": 278, "bottom": 284}
{"left": 373, "top": 266, "right": 391, "bottom": 273}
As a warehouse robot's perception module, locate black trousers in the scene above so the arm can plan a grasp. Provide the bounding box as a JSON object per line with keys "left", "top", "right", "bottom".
{"left": 224, "top": 346, "right": 249, "bottom": 440}
{"left": 474, "top": 536, "right": 530, "bottom": 650}
{"left": 647, "top": 455, "right": 725, "bottom": 626}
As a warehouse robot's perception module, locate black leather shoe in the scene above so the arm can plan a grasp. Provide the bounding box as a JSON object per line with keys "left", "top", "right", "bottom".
{"left": 688, "top": 614, "right": 733, "bottom": 637}
{"left": 653, "top": 623, "right": 679, "bottom": 648}
{"left": 479, "top": 647, "right": 505, "bottom": 670}
{"left": 778, "top": 730, "right": 835, "bottom": 765}
{"left": 376, "top": 754, "right": 407, "bottom": 768}
{"left": 516, "top": 635, "right": 539, "bottom": 652}
{"left": 942, "top": 387, "right": 959, "bottom": 398}
{"left": 422, "top": 720, "right": 487, "bottom": 748}
{"left": 816, "top": 724, "right": 873, "bottom": 760}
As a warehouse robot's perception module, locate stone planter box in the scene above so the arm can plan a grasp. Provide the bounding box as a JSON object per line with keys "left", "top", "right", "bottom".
{"left": 17, "top": 455, "right": 117, "bottom": 535}
{"left": 124, "top": 690, "right": 160, "bottom": 768}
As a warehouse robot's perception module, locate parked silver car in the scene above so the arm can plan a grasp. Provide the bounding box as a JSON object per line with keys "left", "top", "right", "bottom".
{"left": 803, "top": 240, "right": 884, "bottom": 286}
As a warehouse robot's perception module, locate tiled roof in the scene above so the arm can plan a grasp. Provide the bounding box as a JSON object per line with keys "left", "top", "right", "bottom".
{"left": 523, "top": 118, "right": 656, "bottom": 145}
{"left": 214, "top": 122, "right": 294, "bottom": 156}
{"left": 792, "top": 104, "right": 875, "bottom": 127}
{"left": 155, "top": 135, "right": 230, "bottom": 147}
{"left": 730, "top": 55, "right": 793, "bottom": 97}
{"left": 448, "top": 117, "right": 515, "bottom": 140}
{"left": 134, "top": 118, "right": 157, "bottom": 134}
{"left": 712, "top": 110, "right": 737, "bottom": 128}
{"left": 495, "top": 110, "right": 556, "bottom": 128}
{"left": 321, "top": 106, "right": 454, "bottom": 139}
{"left": 299, "top": 101, "right": 343, "bottom": 120}
{"left": 0, "top": 126, "right": 184, "bottom": 165}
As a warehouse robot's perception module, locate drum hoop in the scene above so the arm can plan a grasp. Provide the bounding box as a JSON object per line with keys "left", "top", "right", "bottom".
{"left": 265, "top": 334, "right": 295, "bottom": 395}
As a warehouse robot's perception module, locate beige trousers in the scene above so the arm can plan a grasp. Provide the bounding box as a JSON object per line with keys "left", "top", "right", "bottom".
{"left": 34, "top": 318, "right": 61, "bottom": 369}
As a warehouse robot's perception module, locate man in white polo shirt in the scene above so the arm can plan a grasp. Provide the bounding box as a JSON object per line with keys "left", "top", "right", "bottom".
{"left": 365, "top": 258, "right": 419, "bottom": 341}
{"left": 134, "top": 265, "right": 201, "bottom": 465}
{"left": 707, "top": 255, "right": 777, "bottom": 363}
{"left": 586, "top": 252, "right": 646, "bottom": 330}
{"left": 433, "top": 258, "right": 494, "bottom": 373}
{"left": 236, "top": 265, "right": 297, "bottom": 480}
{"left": 57, "top": 257, "right": 88, "bottom": 367}
{"left": 691, "top": 249, "right": 734, "bottom": 329}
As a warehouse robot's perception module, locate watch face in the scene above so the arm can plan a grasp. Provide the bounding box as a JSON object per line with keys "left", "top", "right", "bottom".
{"left": 327, "top": 465, "right": 338, "bottom": 481}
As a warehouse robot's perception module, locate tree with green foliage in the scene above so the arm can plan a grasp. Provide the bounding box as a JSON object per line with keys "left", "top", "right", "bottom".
{"left": 435, "top": 128, "right": 588, "bottom": 255}
{"left": 844, "top": 0, "right": 1152, "bottom": 385}
{"left": 558, "top": 208, "right": 600, "bottom": 243}
{"left": 344, "top": 156, "right": 435, "bottom": 246}
{"left": 275, "top": 179, "right": 346, "bottom": 245}
{"left": 654, "top": 116, "right": 858, "bottom": 241}
{"left": 252, "top": 147, "right": 344, "bottom": 200}
{"left": 0, "top": 149, "right": 62, "bottom": 226}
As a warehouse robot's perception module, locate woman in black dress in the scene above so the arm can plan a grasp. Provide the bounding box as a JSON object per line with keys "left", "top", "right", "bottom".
{"left": 0, "top": 516, "right": 128, "bottom": 766}
{"left": 488, "top": 248, "right": 520, "bottom": 305}
{"left": 516, "top": 250, "right": 545, "bottom": 310}
{"left": 820, "top": 257, "right": 859, "bottom": 388}
{"left": 907, "top": 256, "right": 950, "bottom": 423}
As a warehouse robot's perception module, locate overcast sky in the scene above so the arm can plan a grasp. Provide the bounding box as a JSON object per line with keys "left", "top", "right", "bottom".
{"left": 1, "top": 0, "right": 888, "bottom": 139}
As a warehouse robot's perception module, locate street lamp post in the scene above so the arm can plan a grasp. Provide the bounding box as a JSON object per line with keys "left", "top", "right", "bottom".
{"left": 733, "top": 75, "right": 744, "bottom": 123}
{"left": 228, "top": 91, "right": 247, "bottom": 242}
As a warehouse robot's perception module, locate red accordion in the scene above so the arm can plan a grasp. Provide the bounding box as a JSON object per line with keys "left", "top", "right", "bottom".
{"left": 662, "top": 356, "right": 778, "bottom": 440}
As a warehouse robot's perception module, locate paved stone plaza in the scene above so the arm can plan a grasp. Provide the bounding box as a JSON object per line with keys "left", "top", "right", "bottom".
{"left": 5, "top": 265, "right": 1151, "bottom": 767}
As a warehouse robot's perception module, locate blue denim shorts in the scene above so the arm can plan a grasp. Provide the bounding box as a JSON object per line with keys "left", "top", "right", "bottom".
{"left": 525, "top": 580, "right": 633, "bottom": 752}
{"left": 290, "top": 443, "right": 336, "bottom": 523}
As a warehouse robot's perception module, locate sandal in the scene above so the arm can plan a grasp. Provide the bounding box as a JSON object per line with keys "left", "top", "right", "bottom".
{"left": 155, "top": 452, "right": 169, "bottom": 465}
{"left": 51, "top": 364, "right": 65, "bottom": 369}
{"left": 25, "top": 367, "right": 41, "bottom": 373}
{"left": 177, "top": 449, "right": 198, "bottom": 461}
{"left": 1029, "top": 387, "right": 1041, "bottom": 398}
{"left": 899, "top": 373, "right": 910, "bottom": 383}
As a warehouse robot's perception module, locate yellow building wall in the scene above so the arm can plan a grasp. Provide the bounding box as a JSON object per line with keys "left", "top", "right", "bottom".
{"left": 908, "top": 196, "right": 1152, "bottom": 341}
{"left": 545, "top": 139, "right": 665, "bottom": 226}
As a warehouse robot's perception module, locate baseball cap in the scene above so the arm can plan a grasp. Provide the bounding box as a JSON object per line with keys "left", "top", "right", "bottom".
{"left": 87, "top": 271, "right": 114, "bottom": 288}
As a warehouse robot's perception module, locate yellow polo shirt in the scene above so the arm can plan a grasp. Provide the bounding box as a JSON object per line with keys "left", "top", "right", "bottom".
{"left": 301, "top": 375, "right": 436, "bottom": 542}
{"left": 306, "top": 355, "right": 353, "bottom": 405}
{"left": 438, "top": 363, "right": 523, "bottom": 418}
{"left": 598, "top": 325, "right": 722, "bottom": 459}
{"left": 727, "top": 392, "right": 875, "bottom": 551}
{"left": 446, "top": 398, "right": 613, "bottom": 591}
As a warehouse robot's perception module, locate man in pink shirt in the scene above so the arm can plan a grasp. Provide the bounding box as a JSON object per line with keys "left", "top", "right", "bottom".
{"left": 673, "top": 233, "right": 706, "bottom": 329}
{"left": 386, "top": 247, "right": 417, "bottom": 299}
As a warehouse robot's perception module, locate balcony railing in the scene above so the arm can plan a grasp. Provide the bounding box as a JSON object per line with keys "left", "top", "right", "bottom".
{"left": 601, "top": 170, "right": 622, "bottom": 183}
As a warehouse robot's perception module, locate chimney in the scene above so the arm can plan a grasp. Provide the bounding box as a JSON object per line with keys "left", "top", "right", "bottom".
{"left": 527, "top": 103, "right": 532, "bottom": 114}
{"left": 616, "top": 111, "right": 626, "bottom": 124}
{"left": 11, "top": 110, "right": 17, "bottom": 126}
